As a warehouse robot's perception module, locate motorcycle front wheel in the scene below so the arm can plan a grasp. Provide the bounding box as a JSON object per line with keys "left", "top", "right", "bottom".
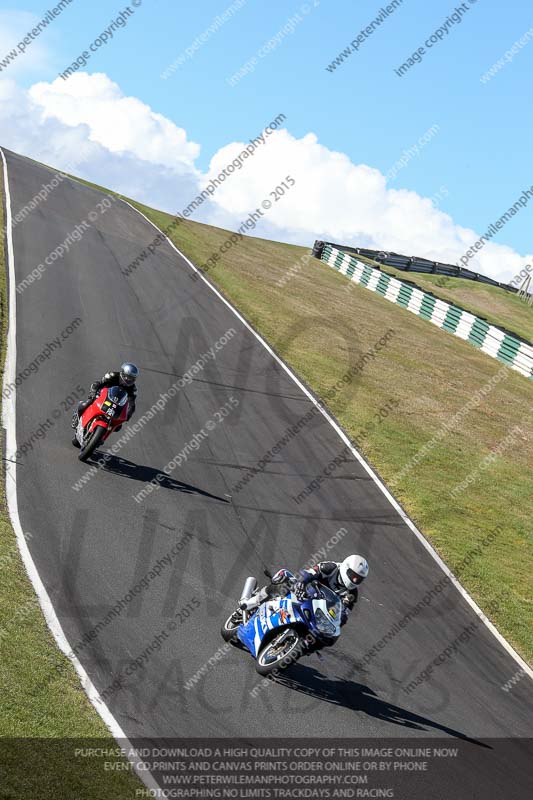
{"left": 78, "top": 425, "right": 106, "bottom": 462}
{"left": 255, "top": 628, "right": 304, "bottom": 676}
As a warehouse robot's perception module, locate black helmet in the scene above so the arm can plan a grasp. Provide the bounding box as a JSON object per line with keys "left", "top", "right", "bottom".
{"left": 119, "top": 362, "right": 139, "bottom": 387}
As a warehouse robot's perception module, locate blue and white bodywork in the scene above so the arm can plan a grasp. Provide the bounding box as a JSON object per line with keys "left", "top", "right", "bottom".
{"left": 229, "top": 573, "right": 343, "bottom": 675}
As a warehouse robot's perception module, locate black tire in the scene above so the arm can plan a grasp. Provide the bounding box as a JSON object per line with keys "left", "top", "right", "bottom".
{"left": 255, "top": 628, "right": 304, "bottom": 676}
{"left": 221, "top": 609, "right": 243, "bottom": 642}
{"left": 78, "top": 425, "right": 106, "bottom": 462}
{"left": 71, "top": 436, "right": 81, "bottom": 448}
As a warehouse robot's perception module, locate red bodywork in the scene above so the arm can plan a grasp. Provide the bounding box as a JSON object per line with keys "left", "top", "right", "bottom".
{"left": 79, "top": 386, "right": 130, "bottom": 444}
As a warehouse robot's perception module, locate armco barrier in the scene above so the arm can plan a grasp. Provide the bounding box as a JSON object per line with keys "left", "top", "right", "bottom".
{"left": 319, "top": 244, "right": 533, "bottom": 381}
{"left": 313, "top": 240, "right": 517, "bottom": 293}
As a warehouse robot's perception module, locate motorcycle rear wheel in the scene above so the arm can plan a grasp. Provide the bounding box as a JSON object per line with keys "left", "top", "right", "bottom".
{"left": 78, "top": 425, "right": 106, "bottom": 462}
{"left": 221, "top": 609, "right": 243, "bottom": 642}
{"left": 256, "top": 628, "right": 303, "bottom": 676}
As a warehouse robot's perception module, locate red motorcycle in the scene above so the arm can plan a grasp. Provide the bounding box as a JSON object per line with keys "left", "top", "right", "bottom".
{"left": 73, "top": 386, "right": 130, "bottom": 462}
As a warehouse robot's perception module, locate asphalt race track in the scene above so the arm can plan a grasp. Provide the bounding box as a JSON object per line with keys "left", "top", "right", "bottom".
{"left": 2, "top": 148, "right": 532, "bottom": 797}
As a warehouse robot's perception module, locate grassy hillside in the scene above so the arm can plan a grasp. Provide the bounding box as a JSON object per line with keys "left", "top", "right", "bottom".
{"left": 128, "top": 199, "right": 532, "bottom": 664}
{"left": 354, "top": 252, "right": 533, "bottom": 343}
{"left": 0, "top": 164, "right": 142, "bottom": 797}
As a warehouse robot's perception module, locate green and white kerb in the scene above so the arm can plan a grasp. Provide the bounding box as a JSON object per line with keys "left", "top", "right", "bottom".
{"left": 321, "top": 245, "right": 533, "bottom": 381}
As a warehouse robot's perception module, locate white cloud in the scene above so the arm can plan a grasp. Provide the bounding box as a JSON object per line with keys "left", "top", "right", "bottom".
{"left": 29, "top": 73, "right": 200, "bottom": 172}
{"left": 0, "top": 74, "right": 201, "bottom": 213}
{"left": 0, "top": 71, "right": 530, "bottom": 284}
{"left": 203, "top": 129, "right": 532, "bottom": 284}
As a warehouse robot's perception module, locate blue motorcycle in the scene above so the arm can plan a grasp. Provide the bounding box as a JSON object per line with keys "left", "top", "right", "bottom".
{"left": 221, "top": 571, "right": 343, "bottom": 676}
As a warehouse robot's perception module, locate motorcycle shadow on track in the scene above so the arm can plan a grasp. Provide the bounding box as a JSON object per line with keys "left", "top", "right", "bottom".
{"left": 273, "top": 663, "right": 488, "bottom": 748}
{"left": 90, "top": 453, "right": 230, "bottom": 503}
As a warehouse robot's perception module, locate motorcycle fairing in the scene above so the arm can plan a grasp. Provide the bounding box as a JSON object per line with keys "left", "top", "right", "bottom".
{"left": 237, "top": 592, "right": 341, "bottom": 657}
{"left": 76, "top": 386, "right": 129, "bottom": 445}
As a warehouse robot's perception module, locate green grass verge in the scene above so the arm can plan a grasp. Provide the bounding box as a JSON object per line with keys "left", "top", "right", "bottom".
{"left": 126, "top": 198, "right": 532, "bottom": 664}
{"left": 354, "top": 253, "right": 533, "bottom": 344}
{"left": 0, "top": 166, "right": 142, "bottom": 797}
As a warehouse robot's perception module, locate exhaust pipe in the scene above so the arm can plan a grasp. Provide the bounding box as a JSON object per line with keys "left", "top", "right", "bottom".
{"left": 239, "top": 576, "right": 257, "bottom": 604}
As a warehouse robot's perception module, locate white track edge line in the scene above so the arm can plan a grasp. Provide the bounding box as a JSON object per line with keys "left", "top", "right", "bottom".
{"left": 122, "top": 197, "right": 533, "bottom": 682}
{"left": 0, "top": 148, "right": 161, "bottom": 797}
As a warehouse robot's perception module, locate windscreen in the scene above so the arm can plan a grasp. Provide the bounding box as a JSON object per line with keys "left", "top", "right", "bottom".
{"left": 107, "top": 385, "right": 128, "bottom": 406}
{"left": 320, "top": 585, "right": 343, "bottom": 614}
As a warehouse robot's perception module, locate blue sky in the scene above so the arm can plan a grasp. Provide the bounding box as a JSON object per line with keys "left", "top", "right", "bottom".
{"left": 1, "top": 0, "right": 532, "bottom": 277}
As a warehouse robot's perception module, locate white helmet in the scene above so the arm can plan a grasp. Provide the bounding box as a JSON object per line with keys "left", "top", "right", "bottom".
{"left": 339, "top": 555, "right": 369, "bottom": 591}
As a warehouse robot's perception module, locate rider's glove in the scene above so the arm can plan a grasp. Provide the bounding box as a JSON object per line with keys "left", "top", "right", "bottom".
{"left": 294, "top": 581, "right": 307, "bottom": 600}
